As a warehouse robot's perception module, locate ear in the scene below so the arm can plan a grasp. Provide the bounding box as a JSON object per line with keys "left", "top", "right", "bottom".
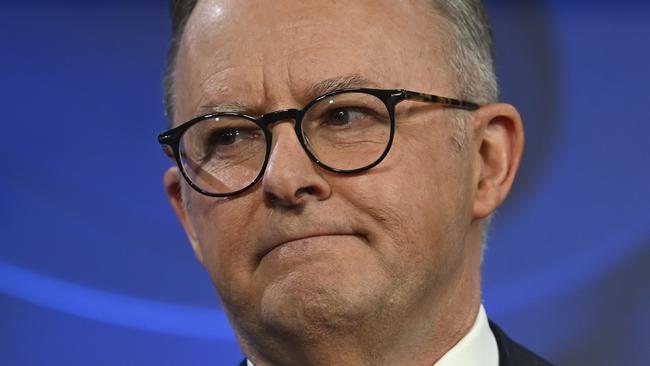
{"left": 164, "top": 167, "right": 204, "bottom": 264}
{"left": 471, "top": 103, "right": 524, "bottom": 219}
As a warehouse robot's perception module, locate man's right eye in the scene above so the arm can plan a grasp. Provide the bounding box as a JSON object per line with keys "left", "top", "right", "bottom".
{"left": 198, "top": 129, "right": 247, "bottom": 162}
{"left": 211, "top": 129, "right": 241, "bottom": 145}
{"left": 202, "top": 127, "right": 264, "bottom": 158}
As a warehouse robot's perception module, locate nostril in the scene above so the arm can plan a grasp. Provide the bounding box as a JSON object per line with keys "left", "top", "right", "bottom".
{"left": 264, "top": 185, "right": 320, "bottom": 208}
{"left": 265, "top": 192, "right": 280, "bottom": 205}
{"left": 296, "top": 186, "right": 316, "bottom": 198}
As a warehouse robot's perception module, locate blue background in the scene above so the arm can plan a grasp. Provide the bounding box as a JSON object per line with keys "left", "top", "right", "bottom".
{"left": 1, "top": 1, "right": 649, "bottom": 365}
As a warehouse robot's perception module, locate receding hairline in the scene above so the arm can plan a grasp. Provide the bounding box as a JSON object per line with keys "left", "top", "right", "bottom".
{"left": 163, "top": 0, "right": 497, "bottom": 121}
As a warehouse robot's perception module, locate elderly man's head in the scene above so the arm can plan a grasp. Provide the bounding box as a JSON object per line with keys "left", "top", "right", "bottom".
{"left": 161, "top": 0, "right": 523, "bottom": 364}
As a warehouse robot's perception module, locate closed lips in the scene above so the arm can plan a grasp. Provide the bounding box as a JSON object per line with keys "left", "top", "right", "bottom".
{"left": 261, "top": 232, "right": 364, "bottom": 259}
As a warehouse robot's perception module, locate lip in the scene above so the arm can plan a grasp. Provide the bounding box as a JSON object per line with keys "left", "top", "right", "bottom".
{"left": 260, "top": 232, "right": 363, "bottom": 260}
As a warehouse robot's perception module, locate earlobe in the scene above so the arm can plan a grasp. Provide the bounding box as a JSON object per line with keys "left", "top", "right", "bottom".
{"left": 163, "top": 167, "right": 204, "bottom": 264}
{"left": 471, "top": 103, "right": 524, "bottom": 219}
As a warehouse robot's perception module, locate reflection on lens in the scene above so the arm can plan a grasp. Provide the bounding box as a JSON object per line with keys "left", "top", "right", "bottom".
{"left": 179, "top": 116, "right": 266, "bottom": 194}
{"left": 302, "top": 92, "right": 390, "bottom": 170}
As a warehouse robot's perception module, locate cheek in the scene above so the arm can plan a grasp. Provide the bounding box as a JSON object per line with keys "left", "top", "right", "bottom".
{"left": 341, "top": 131, "right": 468, "bottom": 267}
{"left": 190, "top": 194, "right": 260, "bottom": 298}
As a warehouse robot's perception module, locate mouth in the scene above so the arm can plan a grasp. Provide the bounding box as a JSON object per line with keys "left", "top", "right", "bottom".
{"left": 260, "top": 233, "right": 366, "bottom": 261}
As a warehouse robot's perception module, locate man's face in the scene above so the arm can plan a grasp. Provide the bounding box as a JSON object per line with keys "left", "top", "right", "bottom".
{"left": 170, "top": 0, "right": 486, "bottom": 345}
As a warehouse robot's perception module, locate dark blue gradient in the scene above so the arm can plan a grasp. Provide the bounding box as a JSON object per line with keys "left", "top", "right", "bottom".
{"left": 1, "top": 1, "right": 648, "bottom": 365}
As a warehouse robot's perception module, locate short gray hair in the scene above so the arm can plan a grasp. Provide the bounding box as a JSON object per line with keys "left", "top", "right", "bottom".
{"left": 163, "top": 0, "right": 199, "bottom": 121}
{"left": 429, "top": 0, "right": 498, "bottom": 103}
{"left": 162, "top": 0, "right": 498, "bottom": 120}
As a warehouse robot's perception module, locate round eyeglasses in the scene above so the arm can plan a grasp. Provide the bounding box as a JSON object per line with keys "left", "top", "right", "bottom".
{"left": 158, "top": 88, "right": 479, "bottom": 197}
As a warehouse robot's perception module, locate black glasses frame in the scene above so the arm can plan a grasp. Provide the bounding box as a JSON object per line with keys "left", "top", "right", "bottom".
{"left": 158, "top": 88, "right": 480, "bottom": 197}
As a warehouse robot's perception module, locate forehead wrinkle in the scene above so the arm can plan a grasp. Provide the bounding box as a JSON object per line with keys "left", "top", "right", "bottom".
{"left": 197, "top": 65, "right": 239, "bottom": 90}
{"left": 188, "top": 64, "right": 267, "bottom": 117}
{"left": 195, "top": 74, "right": 381, "bottom": 117}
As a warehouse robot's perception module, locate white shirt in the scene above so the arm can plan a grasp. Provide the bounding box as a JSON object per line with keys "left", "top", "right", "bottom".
{"left": 434, "top": 305, "right": 499, "bottom": 366}
{"left": 246, "top": 305, "right": 498, "bottom": 366}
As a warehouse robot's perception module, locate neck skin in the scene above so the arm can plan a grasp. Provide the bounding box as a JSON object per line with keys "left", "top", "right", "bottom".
{"left": 232, "top": 229, "right": 484, "bottom": 366}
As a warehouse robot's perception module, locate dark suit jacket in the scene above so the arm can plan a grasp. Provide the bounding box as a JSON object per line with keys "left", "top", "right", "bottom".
{"left": 238, "top": 322, "right": 554, "bottom": 366}
{"left": 490, "top": 322, "right": 554, "bottom": 366}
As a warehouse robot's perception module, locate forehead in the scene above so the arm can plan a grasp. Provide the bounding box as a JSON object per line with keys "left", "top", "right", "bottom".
{"left": 175, "top": 0, "right": 453, "bottom": 120}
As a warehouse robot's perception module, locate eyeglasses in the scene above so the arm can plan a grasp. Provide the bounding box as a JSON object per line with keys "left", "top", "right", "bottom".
{"left": 158, "top": 88, "right": 479, "bottom": 197}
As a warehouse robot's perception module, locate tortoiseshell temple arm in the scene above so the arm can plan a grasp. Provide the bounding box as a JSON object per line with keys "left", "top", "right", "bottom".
{"left": 402, "top": 90, "right": 481, "bottom": 110}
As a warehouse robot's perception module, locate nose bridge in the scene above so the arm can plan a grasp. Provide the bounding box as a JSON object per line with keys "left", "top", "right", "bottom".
{"left": 259, "top": 108, "right": 302, "bottom": 129}
{"left": 261, "top": 108, "right": 331, "bottom": 205}
{"left": 264, "top": 107, "right": 307, "bottom": 164}
{"left": 260, "top": 107, "right": 307, "bottom": 159}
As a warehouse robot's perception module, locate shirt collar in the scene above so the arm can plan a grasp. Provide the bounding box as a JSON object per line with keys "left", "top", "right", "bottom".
{"left": 434, "top": 304, "right": 499, "bottom": 366}
{"left": 246, "top": 305, "right": 498, "bottom": 366}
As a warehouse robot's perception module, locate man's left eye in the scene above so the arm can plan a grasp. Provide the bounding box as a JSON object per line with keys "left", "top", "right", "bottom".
{"left": 325, "top": 108, "right": 368, "bottom": 126}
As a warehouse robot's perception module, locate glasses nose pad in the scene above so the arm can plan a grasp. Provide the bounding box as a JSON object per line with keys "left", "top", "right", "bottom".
{"left": 262, "top": 108, "right": 313, "bottom": 154}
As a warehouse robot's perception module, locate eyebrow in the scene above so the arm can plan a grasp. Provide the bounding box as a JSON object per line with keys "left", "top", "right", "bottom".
{"left": 307, "top": 74, "right": 378, "bottom": 100}
{"left": 198, "top": 74, "right": 379, "bottom": 116}
{"left": 197, "top": 101, "right": 250, "bottom": 115}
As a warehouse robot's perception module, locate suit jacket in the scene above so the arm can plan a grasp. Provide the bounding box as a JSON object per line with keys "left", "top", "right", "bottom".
{"left": 489, "top": 322, "right": 554, "bottom": 366}
{"left": 237, "top": 322, "right": 554, "bottom": 366}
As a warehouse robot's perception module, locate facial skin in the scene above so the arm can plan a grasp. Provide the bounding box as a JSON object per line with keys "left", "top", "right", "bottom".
{"left": 164, "top": 0, "right": 524, "bottom": 365}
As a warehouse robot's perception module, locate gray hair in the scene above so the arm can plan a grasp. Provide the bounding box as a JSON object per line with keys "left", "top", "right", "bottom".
{"left": 430, "top": 0, "right": 498, "bottom": 104}
{"left": 162, "top": 0, "right": 498, "bottom": 121}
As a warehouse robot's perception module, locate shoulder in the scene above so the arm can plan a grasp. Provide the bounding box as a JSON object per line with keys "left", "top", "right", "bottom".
{"left": 237, "top": 322, "right": 555, "bottom": 366}
{"left": 489, "top": 321, "right": 555, "bottom": 366}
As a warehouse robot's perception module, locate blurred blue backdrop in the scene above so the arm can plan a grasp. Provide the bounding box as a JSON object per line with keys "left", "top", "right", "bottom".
{"left": 1, "top": 1, "right": 649, "bottom": 365}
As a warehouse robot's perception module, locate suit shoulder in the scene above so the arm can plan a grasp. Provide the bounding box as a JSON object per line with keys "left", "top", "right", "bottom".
{"left": 489, "top": 321, "right": 555, "bottom": 366}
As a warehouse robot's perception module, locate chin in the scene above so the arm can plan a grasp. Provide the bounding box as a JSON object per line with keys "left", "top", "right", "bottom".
{"left": 257, "top": 265, "right": 388, "bottom": 338}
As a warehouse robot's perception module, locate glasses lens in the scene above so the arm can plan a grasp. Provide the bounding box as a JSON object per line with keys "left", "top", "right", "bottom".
{"left": 179, "top": 116, "right": 266, "bottom": 195}
{"left": 302, "top": 92, "right": 391, "bottom": 171}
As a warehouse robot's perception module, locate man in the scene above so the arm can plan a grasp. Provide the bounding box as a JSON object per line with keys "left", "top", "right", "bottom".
{"left": 158, "top": 0, "right": 553, "bottom": 365}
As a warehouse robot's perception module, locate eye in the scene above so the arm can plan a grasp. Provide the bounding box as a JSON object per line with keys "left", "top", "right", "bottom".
{"left": 201, "top": 127, "right": 264, "bottom": 161}
{"left": 325, "top": 107, "right": 370, "bottom": 127}
{"left": 212, "top": 129, "right": 241, "bottom": 145}
{"left": 208, "top": 126, "right": 264, "bottom": 147}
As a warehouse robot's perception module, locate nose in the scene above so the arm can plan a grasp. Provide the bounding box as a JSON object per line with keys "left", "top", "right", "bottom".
{"left": 262, "top": 122, "right": 331, "bottom": 207}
